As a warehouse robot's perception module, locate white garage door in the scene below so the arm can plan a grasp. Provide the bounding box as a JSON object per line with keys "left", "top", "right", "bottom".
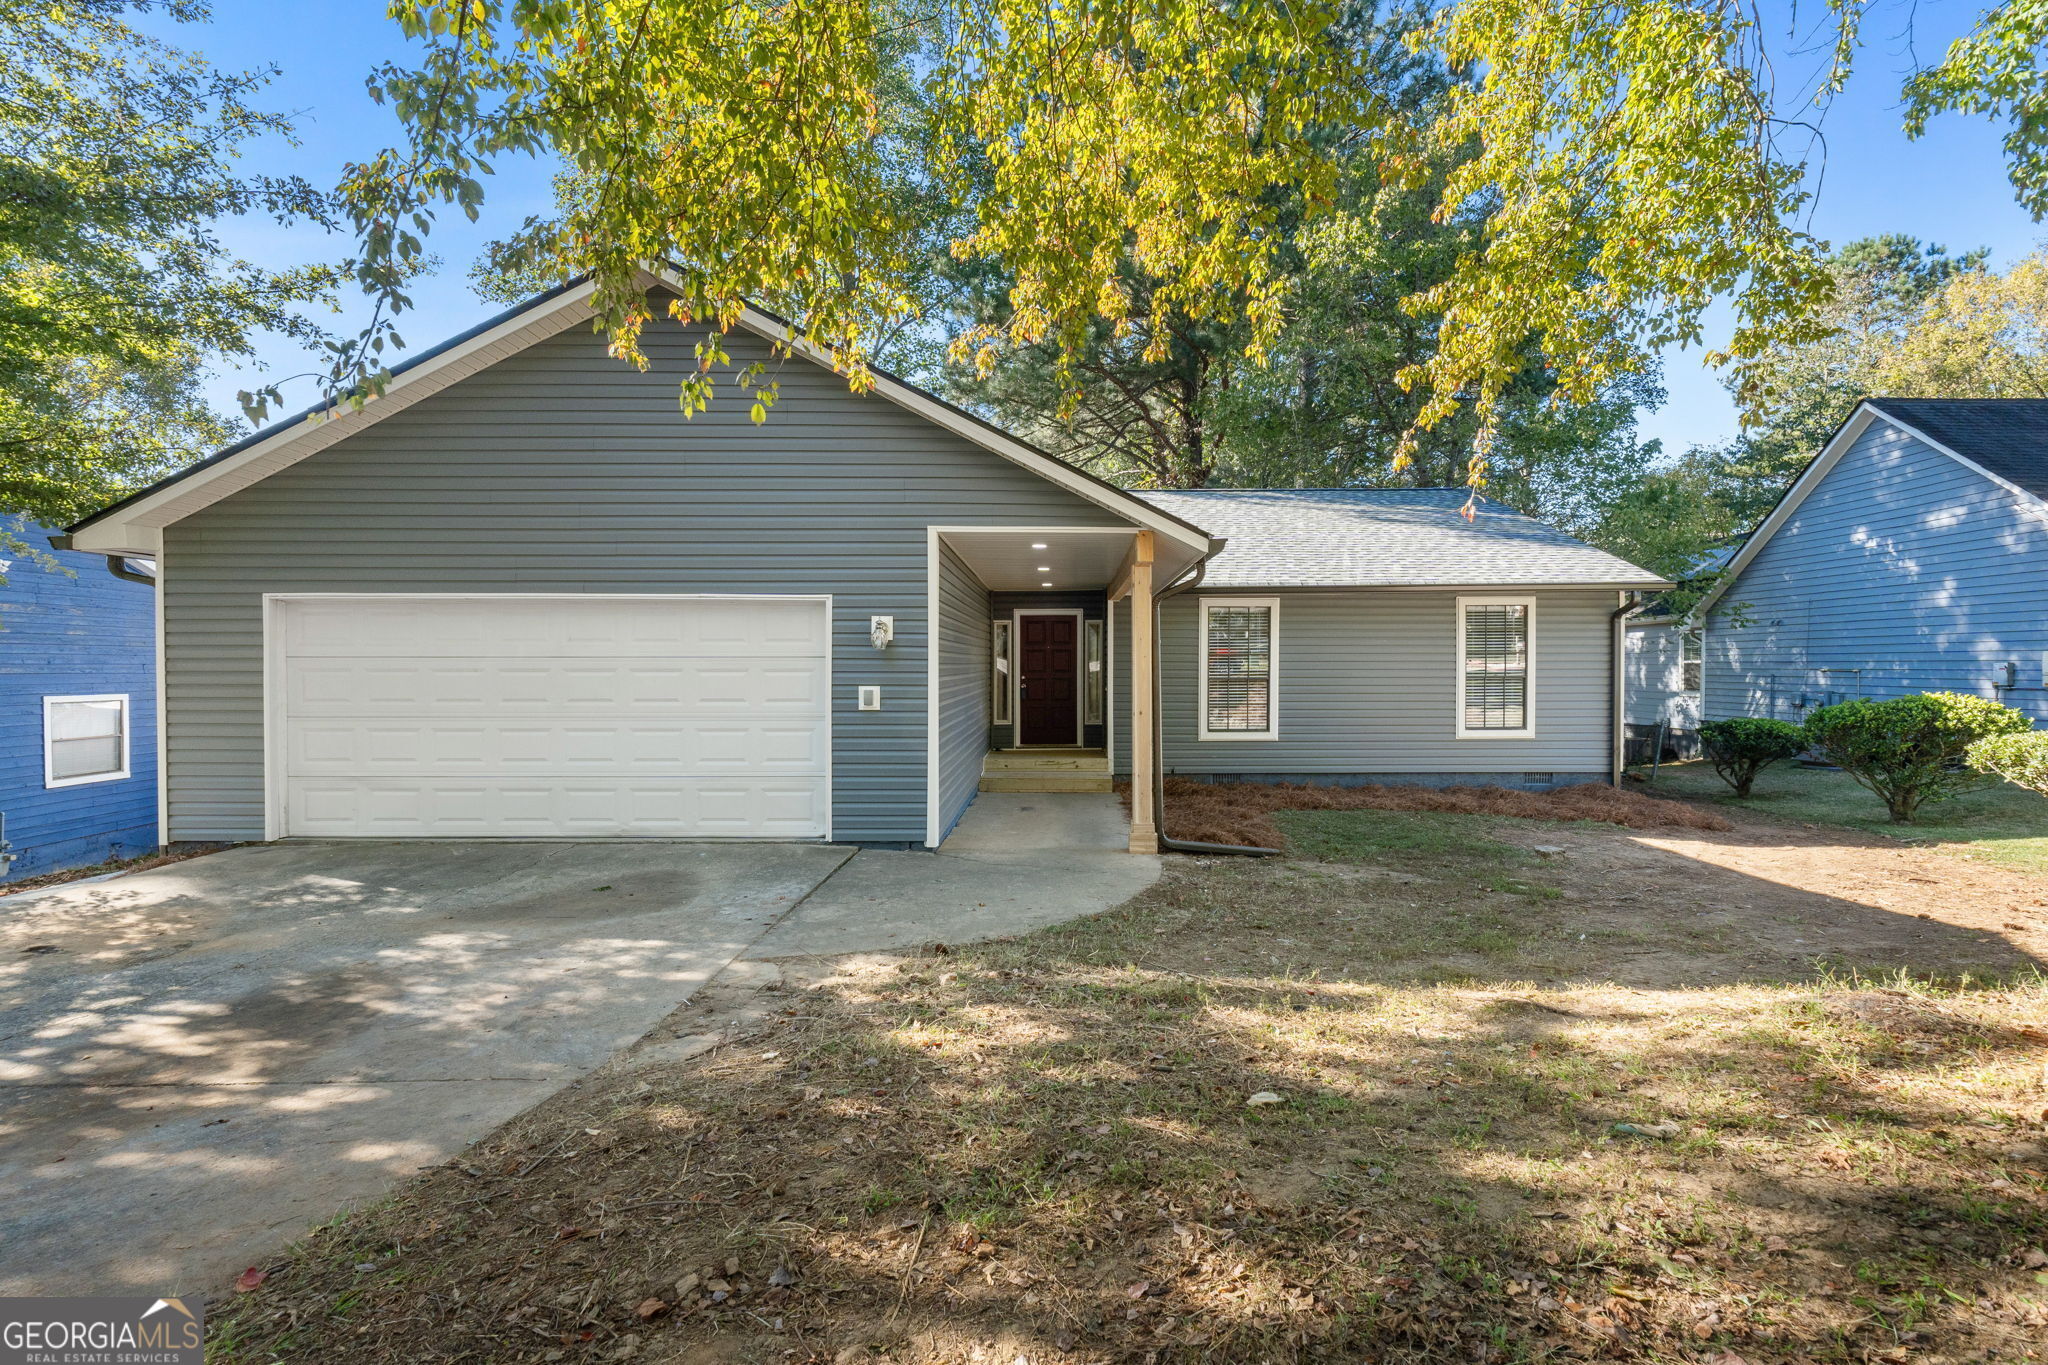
{"left": 274, "top": 595, "right": 830, "bottom": 839}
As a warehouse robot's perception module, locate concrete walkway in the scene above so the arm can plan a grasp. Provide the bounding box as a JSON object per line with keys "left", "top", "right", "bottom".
{"left": 0, "top": 794, "right": 1156, "bottom": 1299}
{"left": 751, "top": 791, "right": 1161, "bottom": 957}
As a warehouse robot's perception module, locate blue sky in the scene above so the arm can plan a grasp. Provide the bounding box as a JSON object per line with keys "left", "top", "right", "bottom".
{"left": 173, "top": 2, "right": 2043, "bottom": 459}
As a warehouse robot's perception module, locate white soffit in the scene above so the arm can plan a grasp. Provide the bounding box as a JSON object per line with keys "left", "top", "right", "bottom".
{"left": 937, "top": 528, "right": 1147, "bottom": 593}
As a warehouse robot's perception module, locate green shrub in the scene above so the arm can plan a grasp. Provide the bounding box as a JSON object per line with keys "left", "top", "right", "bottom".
{"left": 1698, "top": 717, "right": 1808, "bottom": 797}
{"left": 1803, "top": 691, "right": 2031, "bottom": 822}
{"left": 1966, "top": 729, "right": 2048, "bottom": 797}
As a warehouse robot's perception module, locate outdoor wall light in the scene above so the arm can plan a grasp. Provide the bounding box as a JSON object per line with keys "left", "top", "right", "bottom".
{"left": 870, "top": 615, "right": 894, "bottom": 649}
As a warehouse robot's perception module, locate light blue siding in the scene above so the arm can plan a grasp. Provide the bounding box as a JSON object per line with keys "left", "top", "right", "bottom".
{"left": 1, "top": 523, "right": 157, "bottom": 880}
{"left": 933, "top": 542, "right": 991, "bottom": 841}
{"left": 161, "top": 305, "right": 1131, "bottom": 846}
{"left": 1625, "top": 621, "right": 1700, "bottom": 728}
{"left": 1114, "top": 587, "right": 1616, "bottom": 788}
{"left": 1705, "top": 420, "right": 2048, "bottom": 724}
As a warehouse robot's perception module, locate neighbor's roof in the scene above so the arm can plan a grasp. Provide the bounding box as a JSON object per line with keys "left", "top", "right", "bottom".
{"left": 1137, "top": 488, "right": 1668, "bottom": 589}
{"left": 1865, "top": 398, "right": 2048, "bottom": 502}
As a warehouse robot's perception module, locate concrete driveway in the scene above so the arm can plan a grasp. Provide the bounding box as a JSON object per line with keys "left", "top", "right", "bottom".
{"left": 0, "top": 794, "right": 1160, "bottom": 1300}
{"left": 0, "top": 840, "right": 851, "bottom": 1298}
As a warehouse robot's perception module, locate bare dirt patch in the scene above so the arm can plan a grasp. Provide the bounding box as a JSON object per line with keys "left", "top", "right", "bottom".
{"left": 1144, "top": 777, "right": 1730, "bottom": 849}
{"left": 213, "top": 809, "right": 2048, "bottom": 1365}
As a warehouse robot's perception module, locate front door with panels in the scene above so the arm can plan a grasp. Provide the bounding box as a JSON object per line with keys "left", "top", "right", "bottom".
{"left": 1015, "top": 612, "right": 1080, "bottom": 745}
{"left": 273, "top": 595, "right": 830, "bottom": 838}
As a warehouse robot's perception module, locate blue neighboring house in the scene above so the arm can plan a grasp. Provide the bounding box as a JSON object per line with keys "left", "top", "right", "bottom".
{"left": 1, "top": 518, "right": 158, "bottom": 882}
{"left": 1696, "top": 398, "right": 2048, "bottom": 726}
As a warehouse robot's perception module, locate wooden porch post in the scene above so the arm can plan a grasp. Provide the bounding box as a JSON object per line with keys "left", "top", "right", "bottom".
{"left": 1126, "top": 531, "right": 1159, "bottom": 854}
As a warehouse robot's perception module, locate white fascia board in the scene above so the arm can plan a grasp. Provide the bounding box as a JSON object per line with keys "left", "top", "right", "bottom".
{"left": 1691, "top": 404, "right": 1881, "bottom": 620}
{"left": 68, "top": 281, "right": 604, "bottom": 556}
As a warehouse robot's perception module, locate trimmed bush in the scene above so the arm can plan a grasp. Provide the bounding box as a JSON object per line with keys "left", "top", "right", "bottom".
{"left": 1803, "top": 691, "right": 2032, "bottom": 822}
{"left": 1966, "top": 729, "right": 2048, "bottom": 797}
{"left": 1698, "top": 717, "right": 1808, "bottom": 798}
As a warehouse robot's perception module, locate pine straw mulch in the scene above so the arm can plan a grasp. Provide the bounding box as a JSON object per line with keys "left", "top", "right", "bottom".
{"left": 212, "top": 841, "right": 2048, "bottom": 1365}
{"left": 1146, "top": 777, "right": 1731, "bottom": 849}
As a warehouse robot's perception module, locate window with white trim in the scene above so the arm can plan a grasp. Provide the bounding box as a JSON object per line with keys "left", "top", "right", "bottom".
{"left": 1681, "top": 629, "right": 1703, "bottom": 692}
{"left": 45, "top": 693, "right": 131, "bottom": 787}
{"left": 1456, "top": 598, "right": 1533, "bottom": 737}
{"left": 991, "top": 619, "right": 1013, "bottom": 725}
{"left": 1199, "top": 598, "right": 1278, "bottom": 739}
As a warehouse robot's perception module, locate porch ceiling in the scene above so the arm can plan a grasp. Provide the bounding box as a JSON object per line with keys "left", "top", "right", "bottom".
{"left": 938, "top": 527, "right": 1201, "bottom": 593}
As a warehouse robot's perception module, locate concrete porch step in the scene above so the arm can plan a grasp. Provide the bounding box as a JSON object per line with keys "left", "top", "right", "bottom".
{"left": 979, "top": 773, "right": 1115, "bottom": 793}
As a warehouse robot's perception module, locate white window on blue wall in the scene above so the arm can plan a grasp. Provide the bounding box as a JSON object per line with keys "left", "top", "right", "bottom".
{"left": 1456, "top": 598, "right": 1535, "bottom": 738}
{"left": 45, "top": 694, "right": 131, "bottom": 788}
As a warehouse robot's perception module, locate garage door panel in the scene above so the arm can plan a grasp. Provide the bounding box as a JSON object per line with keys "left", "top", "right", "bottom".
{"left": 286, "top": 659, "right": 826, "bottom": 716}
{"left": 277, "top": 596, "right": 830, "bottom": 839}
{"left": 286, "top": 778, "right": 827, "bottom": 839}
{"left": 286, "top": 721, "right": 828, "bottom": 776}
{"left": 282, "top": 596, "right": 828, "bottom": 659}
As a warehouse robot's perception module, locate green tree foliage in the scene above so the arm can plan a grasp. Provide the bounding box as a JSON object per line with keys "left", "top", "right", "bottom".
{"left": 1803, "top": 692, "right": 2032, "bottom": 823}
{"left": 1905, "top": 0, "right": 2048, "bottom": 218}
{"left": 1966, "top": 729, "right": 2048, "bottom": 798}
{"left": 1704, "top": 236, "right": 1990, "bottom": 522}
{"left": 941, "top": 16, "right": 1671, "bottom": 497}
{"left": 340, "top": 1, "right": 2048, "bottom": 476}
{"left": 0, "top": 0, "right": 341, "bottom": 545}
{"left": 1698, "top": 717, "right": 1807, "bottom": 798}
{"left": 1586, "top": 448, "right": 1747, "bottom": 611}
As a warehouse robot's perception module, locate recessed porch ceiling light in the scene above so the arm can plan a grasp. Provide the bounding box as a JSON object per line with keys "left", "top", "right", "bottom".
{"left": 1036, "top": 565, "right": 1051, "bottom": 572}
{"left": 1041, "top": 581, "right": 1053, "bottom": 587}
{"left": 1030, "top": 542, "right": 1048, "bottom": 549}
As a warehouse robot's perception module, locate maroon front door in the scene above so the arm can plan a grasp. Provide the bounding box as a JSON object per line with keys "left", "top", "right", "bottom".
{"left": 1016, "top": 613, "right": 1080, "bottom": 745}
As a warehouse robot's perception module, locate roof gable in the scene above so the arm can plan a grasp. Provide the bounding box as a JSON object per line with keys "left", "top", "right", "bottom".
{"left": 63, "top": 267, "right": 1211, "bottom": 559}
{"left": 1695, "top": 400, "right": 2048, "bottom": 617}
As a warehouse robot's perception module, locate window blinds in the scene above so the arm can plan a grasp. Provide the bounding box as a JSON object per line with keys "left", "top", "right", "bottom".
{"left": 1462, "top": 603, "right": 1528, "bottom": 730}
{"left": 1205, "top": 605, "right": 1273, "bottom": 732}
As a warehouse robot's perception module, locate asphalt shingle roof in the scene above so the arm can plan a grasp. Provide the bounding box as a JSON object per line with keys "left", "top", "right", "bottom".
{"left": 1865, "top": 399, "right": 2048, "bottom": 502}
{"left": 1137, "top": 488, "right": 1667, "bottom": 589}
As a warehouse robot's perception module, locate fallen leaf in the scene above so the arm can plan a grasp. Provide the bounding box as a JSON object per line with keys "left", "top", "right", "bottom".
{"left": 234, "top": 1267, "right": 267, "bottom": 1293}
{"left": 1247, "top": 1091, "right": 1284, "bottom": 1107}
{"left": 634, "top": 1298, "right": 668, "bottom": 1320}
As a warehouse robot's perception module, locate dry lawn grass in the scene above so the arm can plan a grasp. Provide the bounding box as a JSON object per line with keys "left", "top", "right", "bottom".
{"left": 1145, "top": 778, "right": 1731, "bottom": 849}
{"left": 213, "top": 809, "right": 2048, "bottom": 1365}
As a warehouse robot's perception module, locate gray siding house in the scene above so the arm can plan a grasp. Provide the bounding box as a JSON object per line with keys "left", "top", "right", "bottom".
{"left": 61, "top": 268, "right": 1664, "bottom": 855}
{"left": 1698, "top": 399, "right": 2048, "bottom": 727}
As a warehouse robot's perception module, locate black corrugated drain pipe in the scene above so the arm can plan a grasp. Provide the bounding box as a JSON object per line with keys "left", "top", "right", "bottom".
{"left": 1148, "top": 540, "right": 1281, "bottom": 857}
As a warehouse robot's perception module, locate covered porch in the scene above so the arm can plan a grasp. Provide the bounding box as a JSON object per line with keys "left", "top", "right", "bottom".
{"left": 927, "top": 524, "right": 1203, "bottom": 853}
